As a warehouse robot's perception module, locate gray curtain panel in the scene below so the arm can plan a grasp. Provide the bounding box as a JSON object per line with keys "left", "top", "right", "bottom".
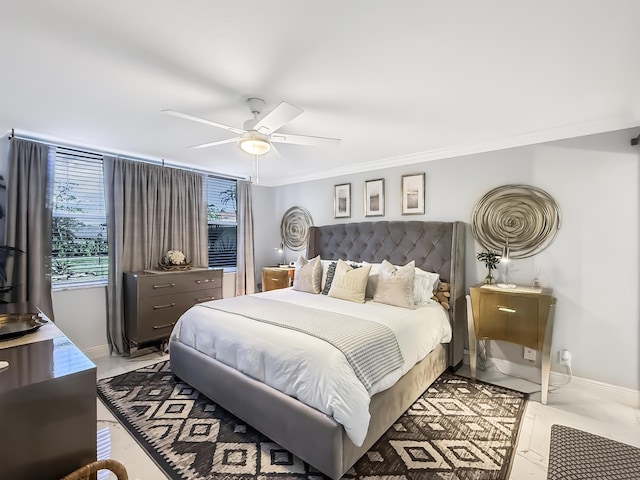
{"left": 103, "top": 156, "right": 206, "bottom": 354}
{"left": 4, "top": 138, "right": 54, "bottom": 319}
{"left": 235, "top": 180, "right": 255, "bottom": 295}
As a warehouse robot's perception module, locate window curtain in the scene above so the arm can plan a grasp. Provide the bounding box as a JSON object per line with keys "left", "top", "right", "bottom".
{"left": 235, "top": 180, "right": 255, "bottom": 295}
{"left": 103, "top": 156, "right": 207, "bottom": 354}
{"left": 4, "top": 138, "right": 54, "bottom": 319}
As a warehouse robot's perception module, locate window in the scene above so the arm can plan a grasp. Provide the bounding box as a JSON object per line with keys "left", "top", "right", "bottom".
{"left": 51, "top": 147, "right": 108, "bottom": 286}
{"left": 207, "top": 176, "right": 237, "bottom": 269}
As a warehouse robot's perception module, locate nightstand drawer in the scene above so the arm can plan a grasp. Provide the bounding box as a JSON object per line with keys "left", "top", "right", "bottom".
{"left": 262, "top": 267, "right": 294, "bottom": 292}
{"left": 471, "top": 286, "right": 553, "bottom": 351}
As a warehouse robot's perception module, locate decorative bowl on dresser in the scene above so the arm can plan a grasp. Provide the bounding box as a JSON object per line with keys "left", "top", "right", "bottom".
{"left": 124, "top": 268, "right": 223, "bottom": 355}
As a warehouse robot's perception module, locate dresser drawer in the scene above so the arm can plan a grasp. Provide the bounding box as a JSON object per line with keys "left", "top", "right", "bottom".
{"left": 137, "top": 269, "right": 223, "bottom": 298}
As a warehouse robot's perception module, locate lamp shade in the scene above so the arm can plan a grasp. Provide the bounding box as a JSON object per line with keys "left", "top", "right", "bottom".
{"left": 239, "top": 132, "right": 271, "bottom": 155}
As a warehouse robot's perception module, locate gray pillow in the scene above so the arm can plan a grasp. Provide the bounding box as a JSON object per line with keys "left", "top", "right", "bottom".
{"left": 321, "top": 262, "right": 337, "bottom": 295}
{"left": 373, "top": 260, "right": 416, "bottom": 309}
{"left": 292, "top": 255, "right": 322, "bottom": 294}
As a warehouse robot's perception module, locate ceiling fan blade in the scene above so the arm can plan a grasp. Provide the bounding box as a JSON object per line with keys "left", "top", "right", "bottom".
{"left": 253, "top": 102, "right": 303, "bottom": 134}
{"left": 268, "top": 143, "right": 282, "bottom": 158}
{"left": 162, "top": 109, "right": 246, "bottom": 135}
{"left": 187, "top": 137, "right": 240, "bottom": 149}
{"left": 270, "top": 133, "right": 341, "bottom": 147}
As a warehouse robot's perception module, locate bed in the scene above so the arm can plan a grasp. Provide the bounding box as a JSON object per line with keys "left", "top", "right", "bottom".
{"left": 169, "top": 220, "right": 465, "bottom": 479}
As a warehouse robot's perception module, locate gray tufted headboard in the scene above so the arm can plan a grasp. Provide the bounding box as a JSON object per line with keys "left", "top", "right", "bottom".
{"left": 307, "top": 220, "right": 466, "bottom": 369}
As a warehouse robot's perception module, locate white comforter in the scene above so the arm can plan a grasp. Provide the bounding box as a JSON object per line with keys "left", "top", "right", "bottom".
{"left": 170, "top": 288, "right": 451, "bottom": 446}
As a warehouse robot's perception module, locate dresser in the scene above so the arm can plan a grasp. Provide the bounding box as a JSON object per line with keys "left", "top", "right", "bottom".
{"left": 261, "top": 266, "right": 295, "bottom": 291}
{"left": 468, "top": 284, "right": 556, "bottom": 404}
{"left": 124, "top": 268, "right": 223, "bottom": 355}
{"left": 0, "top": 326, "right": 96, "bottom": 480}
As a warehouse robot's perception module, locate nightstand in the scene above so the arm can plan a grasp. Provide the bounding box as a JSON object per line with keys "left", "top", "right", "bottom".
{"left": 467, "top": 284, "right": 557, "bottom": 404}
{"left": 262, "top": 266, "right": 295, "bottom": 291}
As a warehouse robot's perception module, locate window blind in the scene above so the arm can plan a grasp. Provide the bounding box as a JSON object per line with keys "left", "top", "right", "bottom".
{"left": 207, "top": 176, "right": 237, "bottom": 268}
{"left": 52, "top": 147, "right": 108, "bottom": 285}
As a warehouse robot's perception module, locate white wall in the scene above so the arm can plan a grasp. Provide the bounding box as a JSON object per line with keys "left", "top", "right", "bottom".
{"left": 251, "top": 184, "right": 281, "bottom": 289}
{"left": 266, "top": 128, "right": 640, "bottom": 391}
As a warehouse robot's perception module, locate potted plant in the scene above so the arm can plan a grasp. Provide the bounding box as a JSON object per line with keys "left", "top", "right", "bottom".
{"left": 477, "top": 250, "right": 500, "bottom": 284}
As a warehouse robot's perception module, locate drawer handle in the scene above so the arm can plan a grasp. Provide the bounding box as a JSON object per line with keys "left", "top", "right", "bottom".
{"left": 153, "top": 283, "right": 175, "bottom": 289}
{"left": 498, "top": 306, "right": 517, "bottom": 313}
{"left": 153, "top": 302, "right": 176, "bottom": 310}
{"left": 195, "top": 279, "right": 210, "bottom": 284}
{"left": 196, "top": 296, "right": 215, "bottom": 302}
{"left": 153, "top": 322, "right": 176, "bottom": 330}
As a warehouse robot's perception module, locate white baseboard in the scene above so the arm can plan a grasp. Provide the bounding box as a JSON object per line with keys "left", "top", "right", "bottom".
{"left": 463, "top": 350, "right": 640, "bottom": 408}
{"left": 83, "top": 344, "right": 110, "bottom": 360}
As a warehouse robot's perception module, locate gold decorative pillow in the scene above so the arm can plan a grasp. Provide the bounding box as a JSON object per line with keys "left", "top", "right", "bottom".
{"left": 327, "top": 259, "right": 372, "bottom": 303}
{"left": 373, "top": 260, "right": 416, "bottom": 309}
{"left": 292, "top": 255, "right": 322, "bottom": 294}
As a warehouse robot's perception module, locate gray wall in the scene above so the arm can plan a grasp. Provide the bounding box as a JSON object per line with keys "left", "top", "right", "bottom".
{"left": 257, "top": 128, "right": 640, "bottom": 391}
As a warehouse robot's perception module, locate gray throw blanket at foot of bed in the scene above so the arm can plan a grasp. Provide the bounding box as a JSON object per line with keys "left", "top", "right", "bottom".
{"left": 198, "top": 296, "right": 404, "bottom": 392}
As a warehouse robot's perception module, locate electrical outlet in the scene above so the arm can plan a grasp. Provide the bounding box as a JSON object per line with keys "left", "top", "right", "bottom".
{"left": 559, "top": 349, "right": 572, "bottom": 368}
{"left": 523, "top": 347, "right": 536, "bottom": 361}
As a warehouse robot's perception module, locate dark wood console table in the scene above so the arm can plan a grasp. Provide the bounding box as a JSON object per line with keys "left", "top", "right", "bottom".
{"left": 0, "top": 333, "right": 97, "bottom": 479}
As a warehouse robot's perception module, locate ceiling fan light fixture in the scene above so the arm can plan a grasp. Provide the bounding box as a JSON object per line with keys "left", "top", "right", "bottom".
{"left": 239, "top": 131, "right": 271, "bottom": 155}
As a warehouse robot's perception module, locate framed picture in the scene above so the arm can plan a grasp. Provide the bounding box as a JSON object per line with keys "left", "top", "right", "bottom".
{"left": 334, "top": 183, "right": 351, "bottom": 218}
{"left": 401, "top": 173, "right": 425, "bottom": 215}
{"left": 364, "top": 178, "right": 385, "bottom": 217}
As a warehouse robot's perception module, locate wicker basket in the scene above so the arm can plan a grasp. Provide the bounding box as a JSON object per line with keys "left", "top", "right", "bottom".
{"left": 156, "top": 261, "right": 192, "bottom": 271}
{"left": 60, "top": 459, "right": 128, "bottom": 480}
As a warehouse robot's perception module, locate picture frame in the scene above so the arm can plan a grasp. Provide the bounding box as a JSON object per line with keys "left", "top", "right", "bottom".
{"left": 334, "top": 183, "right": 351, "bottom": 218}
{"left": 364, "top": 178, "right": 385, "bottom": 217}
{"left": 401, "top": 173, "right": 425, "bottom": 215}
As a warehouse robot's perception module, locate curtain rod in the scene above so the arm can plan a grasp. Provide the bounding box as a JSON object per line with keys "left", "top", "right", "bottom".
{"left": 7, "top": 128, "right": 248, "bottom": 181}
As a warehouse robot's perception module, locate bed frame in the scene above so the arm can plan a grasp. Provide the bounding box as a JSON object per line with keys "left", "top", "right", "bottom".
{"left": 170, "top": 220, "right": 465, "bottom": 479}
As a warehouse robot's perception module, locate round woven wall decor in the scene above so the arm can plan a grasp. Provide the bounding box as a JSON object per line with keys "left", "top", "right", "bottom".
{"left": 471, "top": 184, "right": 561, "bottom": 259}
{"left": 280, "top": 206, "right": 314, "bottom": 251}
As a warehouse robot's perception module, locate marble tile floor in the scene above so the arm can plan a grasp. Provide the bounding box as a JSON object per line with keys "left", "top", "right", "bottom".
{"left": 94, "top": 352, "right": 640, "bottom": 480}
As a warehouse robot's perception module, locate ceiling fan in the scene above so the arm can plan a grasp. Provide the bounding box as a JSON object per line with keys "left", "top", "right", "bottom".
{"left": 163, "top": 98, "right": 341, "bottom": 156}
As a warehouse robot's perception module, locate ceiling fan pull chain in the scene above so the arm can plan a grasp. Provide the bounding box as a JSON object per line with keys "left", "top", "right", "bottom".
{"left": 253, "top": 154, "right": 259, "bottom": 184}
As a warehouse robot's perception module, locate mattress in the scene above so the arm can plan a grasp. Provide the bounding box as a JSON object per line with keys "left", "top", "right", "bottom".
{"left": 170, "top": 287, "right": 451, "bottom": 446}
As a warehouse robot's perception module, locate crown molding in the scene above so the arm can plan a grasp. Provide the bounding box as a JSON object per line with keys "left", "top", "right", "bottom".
{"left": 265, "top": 115, "right": 640, "bottom": 187}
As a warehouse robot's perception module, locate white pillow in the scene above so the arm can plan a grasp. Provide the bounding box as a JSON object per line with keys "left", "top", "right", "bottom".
{"left": 414, "top": 268, "right": 440, "bottom": 304}
{"left": 293, "top": 255, "right": 322, "bottom": 294}
{"left": 327, "top": 259, "right": 372, "bottom": 303}
{"left": 363, "top": 261, "right": 382, "bottom": 298}
{"left": 373, "top": 260, "right": 416, "bottom": 309}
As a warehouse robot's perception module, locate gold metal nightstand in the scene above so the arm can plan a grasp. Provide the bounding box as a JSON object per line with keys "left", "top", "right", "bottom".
{"left": 261, "top": 266, "right": 295, "bottom": 292}
{"left": 467, "top": 284, "right": 557, "bottom": 404}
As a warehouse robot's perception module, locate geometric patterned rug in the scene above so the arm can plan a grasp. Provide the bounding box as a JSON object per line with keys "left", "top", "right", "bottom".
{"left": 547, "top": 424, "right": 640, "bottom": 480}
{"left": 97, "top": 361, "right": 528, "bottom": 480}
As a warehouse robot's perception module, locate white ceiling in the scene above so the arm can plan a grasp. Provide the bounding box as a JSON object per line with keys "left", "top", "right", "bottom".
{"left": 2, "top": 1, "right": 639, "bottom": 186}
